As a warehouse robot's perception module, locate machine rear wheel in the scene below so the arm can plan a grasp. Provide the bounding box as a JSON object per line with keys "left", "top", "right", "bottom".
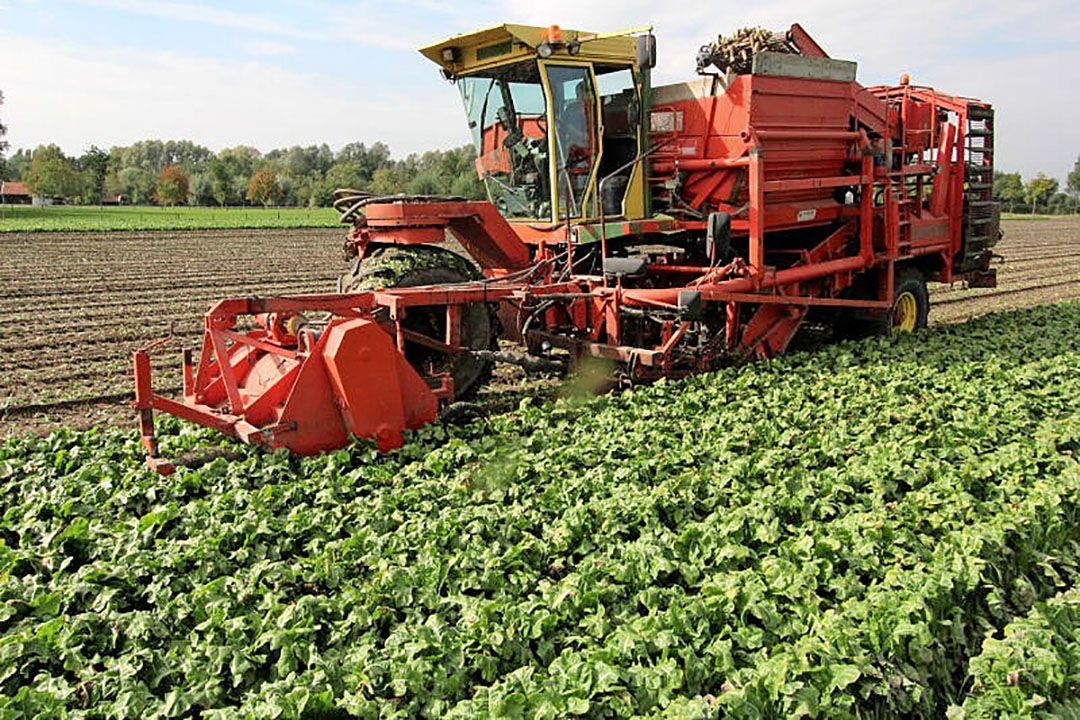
{"left": 890, "top": 269, "right": 929, "bottom": 332}
{"left": 339, "top": 246, "right": 496, "bottom": 398}
{"left": 834, "top": 266, "right": 929, "bottom": 339}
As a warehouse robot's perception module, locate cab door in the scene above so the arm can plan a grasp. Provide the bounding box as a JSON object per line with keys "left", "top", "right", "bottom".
{"left": 541, "top": 62, "right": 603, "bottom": 221}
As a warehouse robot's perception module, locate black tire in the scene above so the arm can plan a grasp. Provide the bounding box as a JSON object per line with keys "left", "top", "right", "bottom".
{"left": 834, "top": 266, "right": 929, "bottom": 339}
{"left": 339, "top": 246, "right": 497, "bottom": 398}
{"left": 891, "top": 267, "right": 930, "bottom": 332}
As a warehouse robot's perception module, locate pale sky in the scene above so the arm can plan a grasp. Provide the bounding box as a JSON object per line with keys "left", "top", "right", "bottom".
{"left": 2, "top": 0, "right": 1078, "bottom": 182}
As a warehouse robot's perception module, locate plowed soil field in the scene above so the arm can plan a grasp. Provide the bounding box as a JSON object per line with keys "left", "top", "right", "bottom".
{"left": 0, "top": 228, "right": 342, "bottom": 436}
{"left": 2, "top": 218, "right": 1077, "bottom": 438}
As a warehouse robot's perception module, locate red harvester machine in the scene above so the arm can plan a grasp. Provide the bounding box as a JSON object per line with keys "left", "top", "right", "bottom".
{"left": 134, "top": 23, "right": 1000, "bottom": 472}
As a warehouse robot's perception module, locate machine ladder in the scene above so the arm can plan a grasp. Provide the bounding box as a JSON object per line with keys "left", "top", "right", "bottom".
{"left": 961, "top": 105, "right": 999, "bottom": 271}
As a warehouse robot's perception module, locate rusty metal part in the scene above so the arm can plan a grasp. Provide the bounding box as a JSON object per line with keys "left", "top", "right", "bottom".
{"left": 470, "top": 348, "right": 567, "bottom": 374}
{"left": 332, "top": 189, "right": 467, "bottom": 226}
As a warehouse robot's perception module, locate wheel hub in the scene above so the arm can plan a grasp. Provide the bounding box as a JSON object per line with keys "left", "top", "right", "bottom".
{"left": 893, "top": 291, "right": 919, "bottom": 332}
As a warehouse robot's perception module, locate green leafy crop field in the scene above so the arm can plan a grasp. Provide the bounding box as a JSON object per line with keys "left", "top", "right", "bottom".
{"left": 0, "top": 205, "right": 340, "bottom": 232}
{"left": 2, "top": 302, "right": 1079, "bottom": 718}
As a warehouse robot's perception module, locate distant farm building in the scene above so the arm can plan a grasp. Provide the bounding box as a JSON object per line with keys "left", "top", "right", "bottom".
{"left": 0, "top": 181, "right": 33, "bottom": 205}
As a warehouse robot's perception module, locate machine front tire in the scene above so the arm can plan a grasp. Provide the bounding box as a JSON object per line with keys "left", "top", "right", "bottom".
{"left": 339, "top": 245, "right": 497, "bottom": 398}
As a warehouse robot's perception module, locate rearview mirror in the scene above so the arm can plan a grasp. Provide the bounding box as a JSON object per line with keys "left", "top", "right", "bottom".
{"left": 636, "top": 34, "right": 656, "bottom": 70}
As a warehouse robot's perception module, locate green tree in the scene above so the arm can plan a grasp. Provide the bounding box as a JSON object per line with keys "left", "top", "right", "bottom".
{"left": 0, "top": 90, "right": 8, "bottom": 180}
{"left": 247, "top": 168, "right": 282, "bottom": 207}
{"left": 338, "top": 141, "right": 391, "bottom": 182}
{"left": 450, "top": 173, "right": 484, "bottom": 200}
{"left": 163, "top": 139, "right": 213, "bottom": 170}
{"left": 1067, "top": 155, "right": 1080, "bottom": 202}
{"left": 78, "top": 145, "right": 110, "bottom": 203}
{"left": 368, "top": 166, "right": 405, "bottom": 196}
{"left": 406, "top": 170, "right": 443, "bottom": 195}
{"left": 109, "top": 166, "right": 155, "bottom": 204}
{"left": 2, "top": 139, "right": 489, "bottom": 206}
{"left": 113, "top": 139, "right": 210, "bottom": 177}
{"left": 306, "top": 161, "right": 368, "bottom": 206}
{"left": 1047, "top": 192, "right": 1077, "bottom": 215}
{"left": 24, "top": 145, "right": 87, "bottom": 201}
{"left": 271, "top": 144, "right": 335, "bottom": 178}
{"left": 992, "top": 171, "right": 1024, "bottom": 213}
{"left": 187, "top": 172, "right": 214, "bottom": 206}
{"left": 156, "top": 165, "right": 189, "bottom": 206}
{"left": 6, "top": 148, "right": 31, "bottom": 181}
{"left": 216, "top": 146, "right": 261, "bottom": 205}
{"left": 208, "top": 158, "right": 232, "bottom": 206}
{"left": 325, "top": 162, "right": 367, "bottom": 192}
{"left": 1024, "top": 172, "right": 1059, "bottom": 215}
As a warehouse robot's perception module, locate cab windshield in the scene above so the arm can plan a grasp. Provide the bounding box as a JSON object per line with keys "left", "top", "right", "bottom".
{"left": 459, "top": 65, "right": 550, "bottom": 220}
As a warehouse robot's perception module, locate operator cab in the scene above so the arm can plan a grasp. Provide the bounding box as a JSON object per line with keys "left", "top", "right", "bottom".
{"left": 422, "top": 24, "right": 655, "bottom": 227}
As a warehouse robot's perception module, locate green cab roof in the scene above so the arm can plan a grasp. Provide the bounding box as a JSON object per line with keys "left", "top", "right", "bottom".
{"left": 419, "top": 23, "right": 640, "bottom": 75}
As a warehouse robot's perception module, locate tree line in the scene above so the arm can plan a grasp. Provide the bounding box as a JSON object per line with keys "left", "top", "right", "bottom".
{"left": 993, "top": 162, "right": 1080, "bottom": 215}
{"left": 4, "top": 139, "right": 1079, "bottom": 216}
{"left": 0, "top": 91, "right": 481, "bottom": 207}
{"left": 0, "top": 139, "right": 485, "bottom": 207}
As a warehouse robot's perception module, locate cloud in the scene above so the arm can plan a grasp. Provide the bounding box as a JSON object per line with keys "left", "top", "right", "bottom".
{"left": 0, "top": 33, "right": 467, "bottom": 157}
{"left": 241, "top": 39, "right": 297, "bottom": 57}
{"left": 75, "top": 0, "right": 323, "bottom": 39}
{"left": 71, "top": 0, "right": 486, "bottom": 51}
{"left": 311, "top": 0, "right": 488, "bottom": 51}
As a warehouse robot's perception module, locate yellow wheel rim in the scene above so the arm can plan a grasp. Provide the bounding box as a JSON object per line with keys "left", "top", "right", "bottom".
{"left": 894, "top": 291, "right": 918, "bottom": 332}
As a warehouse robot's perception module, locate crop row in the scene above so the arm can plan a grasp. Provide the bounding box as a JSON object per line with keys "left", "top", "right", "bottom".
{"left": 0, "top": 207, "right": 342, "bottom": 233}
{"left": 0, "top": 362, "right": 183, "bottom": 413}
{"left": 1, "top": 301, "right": 1079, "bottom": 717}
{"left": 0, "top": 253, "right": 333, "bottom": 279}
{"left": 933, "top": 288, "right": 1080, "bottom": 327}
{"left": 2, "top": 333, "right": 202, "bottom": 373}
{"left": 0, "top": 268, "right": 337, "bottom": 301}
{"left": 933, "top": 273, "right": 1080, "bottom": 306}
{"left": 0, "top": 232, "right": 336, "bottom": 259}
{"left": 0, "top": 237, "right": 336, "bottom": 258}
{"left": 931, "top": 256, "right": 1080, "bottom": 298}
{"left": 0, "top": 238, "right": 332, "bottom": 262}
{"left": 0, "top": 281, "right": 334, "bottom": 330}
{"left": 957, "top": 587, "right": 1080, "bottom": 718}
{"left": 0, "top": 242, "right": 1063, "bottom": 291}
{"left": 0, "top": 279, "right": 336, "bottom": 325}
{"left": 1, "top": 352, "right": 179, "bottom": 393}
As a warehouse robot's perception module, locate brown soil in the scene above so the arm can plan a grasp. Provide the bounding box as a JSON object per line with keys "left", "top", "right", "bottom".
{"left": 929, "top": 218, "right": 1080, "bottom": 322}
{"left": 0, "top": 228, "right": 342, "bottom": 437}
